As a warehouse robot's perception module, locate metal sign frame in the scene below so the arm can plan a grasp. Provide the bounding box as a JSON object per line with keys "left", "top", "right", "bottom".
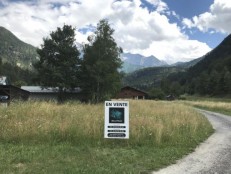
{"left": 104, "top": 101, "right": 129, "bottom": 139}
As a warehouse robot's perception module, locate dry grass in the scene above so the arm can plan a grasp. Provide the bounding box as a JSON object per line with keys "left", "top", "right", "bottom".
{"left": 183, "top": 100, "right": 231, "bottom": 116}
{"left": 0, "top": 100, "right": 214, "bottom": 173}
{"left": 129, "top": 100, "right": 212, "bottom": 146}
{"left": 0, "top": 101, "right": 104, "bottom": 145}
{"left": 186, "top": 100, "right": 231, "bottom": 109}
{"left": 0, "top": 100, "right": 213, "bottom": 147}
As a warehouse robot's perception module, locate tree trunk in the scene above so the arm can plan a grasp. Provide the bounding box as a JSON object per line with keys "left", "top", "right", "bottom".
{"left": 58, "top": 87, "right": 65, "bottom": 104}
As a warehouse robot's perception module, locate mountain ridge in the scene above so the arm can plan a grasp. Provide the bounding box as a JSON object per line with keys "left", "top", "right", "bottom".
{"left": 172, "top": 56, "right": 204, "bottom": 68}
{"left": 188, "top": 34, "right": 231, "bottom": 78}
{"left": 163, "top": 33, "right": 231, "bottom": 96}
{"left": 121, "top": 52, "right": 168, "bottom": 73}
{"left": 122, "top": 34, "right": 231, "bottom": 94}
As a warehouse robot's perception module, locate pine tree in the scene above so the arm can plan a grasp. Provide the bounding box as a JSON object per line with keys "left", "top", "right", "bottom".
{"left": 224, "top": 69, "right": 231, "bottom": 93}
{"left": 208, "top": 70, "right": 219, "bottom": 95}
{"left": 197, "top": 72, "right": 210, "bottom": 95}
{"left": 34, "top": 25, "right": 80, "bottom": 102}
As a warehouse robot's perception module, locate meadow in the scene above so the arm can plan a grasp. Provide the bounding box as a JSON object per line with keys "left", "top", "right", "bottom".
{"left": 0, "top": 100, "right": 213, "bottom": 173}
{"left": 183, "top": 99, "right": 231, "bottom": 116}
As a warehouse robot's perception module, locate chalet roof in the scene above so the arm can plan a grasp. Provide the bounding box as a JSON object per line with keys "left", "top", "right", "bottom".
{"left": 121, "top": 86, "right": 148, "bottom": 95}
{"left": 21, "top": 86, "right": 58, "bottom": 93}
{"left": 21, "top": 86, "right": 81, "bottom": 93}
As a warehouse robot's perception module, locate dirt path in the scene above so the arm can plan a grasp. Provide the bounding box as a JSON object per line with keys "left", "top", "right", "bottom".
{"left": 152, "top": 109, "right": 231, "bottom": 174}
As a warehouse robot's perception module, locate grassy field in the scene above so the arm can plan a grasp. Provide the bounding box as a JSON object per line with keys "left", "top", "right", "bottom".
{"left": 0, "top": 100, "right": 213, "bottom": 173}
{"left": 183, "top": 100, "right": 231, "bottom": 116}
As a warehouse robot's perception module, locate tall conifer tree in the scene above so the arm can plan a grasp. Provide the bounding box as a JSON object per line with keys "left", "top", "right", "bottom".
{"left": 34, "top": 25, "right": 80, "bottom": 102}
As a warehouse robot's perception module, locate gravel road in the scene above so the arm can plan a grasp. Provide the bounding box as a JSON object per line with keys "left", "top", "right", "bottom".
{"left": 152, "top": 109, "right": 231, "bottom": 174}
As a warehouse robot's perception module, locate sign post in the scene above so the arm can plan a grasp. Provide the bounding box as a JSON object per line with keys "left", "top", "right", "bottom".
{"left": 104, "top": 101, "right": 129, "bottom": 139}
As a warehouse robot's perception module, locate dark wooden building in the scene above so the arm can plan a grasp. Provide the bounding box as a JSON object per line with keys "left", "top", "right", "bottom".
{"left": 117, "top": 86, "right": 148, "bottom": 99}
{"left": 0, "top": 85, "right": 30, "bottom": 105}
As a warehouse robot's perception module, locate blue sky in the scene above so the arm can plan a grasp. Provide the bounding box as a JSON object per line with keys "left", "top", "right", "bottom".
{"left": 140, "top": 0, "right": 228, "bottom": 48}
{"left": 0, "top": 0, "right": 230, "bottom": 63}
{"left": 164, "top": 0, "right": 212, "bottom": 18}
{"left": 161, "top": 0, "right": 227, "bottom": 48}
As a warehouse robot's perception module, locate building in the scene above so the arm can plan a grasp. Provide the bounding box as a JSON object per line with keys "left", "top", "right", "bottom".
{"left": 0, "top": 76, "right": 29, "bottom": 105}
{"left": 21, "top": 86, "right": 84, "bottom": 101}
{"left": 0, "top": 85, "right": 30, "bottom": 105}
{"left": 116, "top": 86, "right": 148, "bottom": 99}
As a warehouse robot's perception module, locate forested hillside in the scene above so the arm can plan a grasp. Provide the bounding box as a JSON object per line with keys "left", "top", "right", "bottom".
{"left": 0, "top": 26, "right": 38, "bottom": 68}
{"left": 123, "top": 34, "right": 231, "bottom": 98}
{"left": 123, "top": 66, "right": 185, "bottom": 91}
{"left": 166, "top": 34, "right": 231, "bottom": 96}
{"left": 0, "top": 26, "right": 37, "bottom": 86}
{"left": 0, "top": 61, "right": 36, "bottom": 86}
{"left": 173, "top": 57, "right": 204, "bottom": 68}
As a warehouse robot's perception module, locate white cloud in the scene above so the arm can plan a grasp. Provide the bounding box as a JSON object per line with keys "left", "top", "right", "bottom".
{"left": 114, "top": 10, "right": 185, "bottom": 49}
{"left": 183, "top": 0, "right": 231, "bottom": 33}
{"left": 0, "top": 0, "right": 212, "bottom": 63}
{"left": 0, "top": 0, "right": 112, "bottom": 46}
{"left": 108, "top": 0, "right": 136, "bottom": 25}
{"left": 110, "top": 1, "right": 210, "bottom": 63}
{"left": 182, "top": 18, "right": 194, "bottom": 28}
{"left": 138, "top": 39, "right": 211, "bottom": 64}
{"left": 145, "top": 0, "right": 168, "bottom": 12}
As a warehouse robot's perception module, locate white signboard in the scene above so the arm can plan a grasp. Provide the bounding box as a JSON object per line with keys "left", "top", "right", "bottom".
{"left": 104, "top": 101, "right": 129, "bottom": 139}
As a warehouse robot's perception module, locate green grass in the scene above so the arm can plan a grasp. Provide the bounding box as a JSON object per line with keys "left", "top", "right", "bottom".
{"left": 0, "top": 143, "right": 192, "bottom": 174}
{"left": 196, "top": 106, "right": 231, "bottom": 116}
{"left": 180, "top": 95, "right": 231, "bottom": 116}
{"left": 0, "top": 100, "right": 213, "bottom": 173}
{"left": 182, "top": 94, "right": 231, "bottom": 103}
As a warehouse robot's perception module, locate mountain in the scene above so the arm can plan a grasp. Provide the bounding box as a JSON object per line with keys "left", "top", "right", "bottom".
{"left": 0, "top": 26, "right": 38, "bottom": 68}
{"left": 122, "top": 55, "right": 204, "bottom": 91}
{"left": 123, "top": 66, "right": 184, "bottom": 91}
{"left": 121, "top": 53, "right": 168, "bottom": 73}
{"left": 123, "top": 33, "right": 231, "bottom": 96}
{"left": 165, "top": 34, "right": 231, "bottom": 96}
{"left": 121, "top": 61, "right": 144, "bottom": 73}
{"left": 172, "top": 56, "right": 204, "bottom": 68}
{"left": 187, "top": 34, "right": 231, "bottom": 79}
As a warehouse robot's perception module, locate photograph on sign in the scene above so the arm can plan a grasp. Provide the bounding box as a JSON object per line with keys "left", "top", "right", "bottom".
{"left": 109, "top": 107, "right": 124, "bottom": 124}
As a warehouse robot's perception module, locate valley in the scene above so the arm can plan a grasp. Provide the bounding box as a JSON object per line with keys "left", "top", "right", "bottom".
{"left": 1, "top": 25, "right": 231, "bottom": 99}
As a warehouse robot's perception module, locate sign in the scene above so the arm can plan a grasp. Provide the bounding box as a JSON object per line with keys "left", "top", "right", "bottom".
{"left": 104, "top": 101, "right": 129, "bottom": 139}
